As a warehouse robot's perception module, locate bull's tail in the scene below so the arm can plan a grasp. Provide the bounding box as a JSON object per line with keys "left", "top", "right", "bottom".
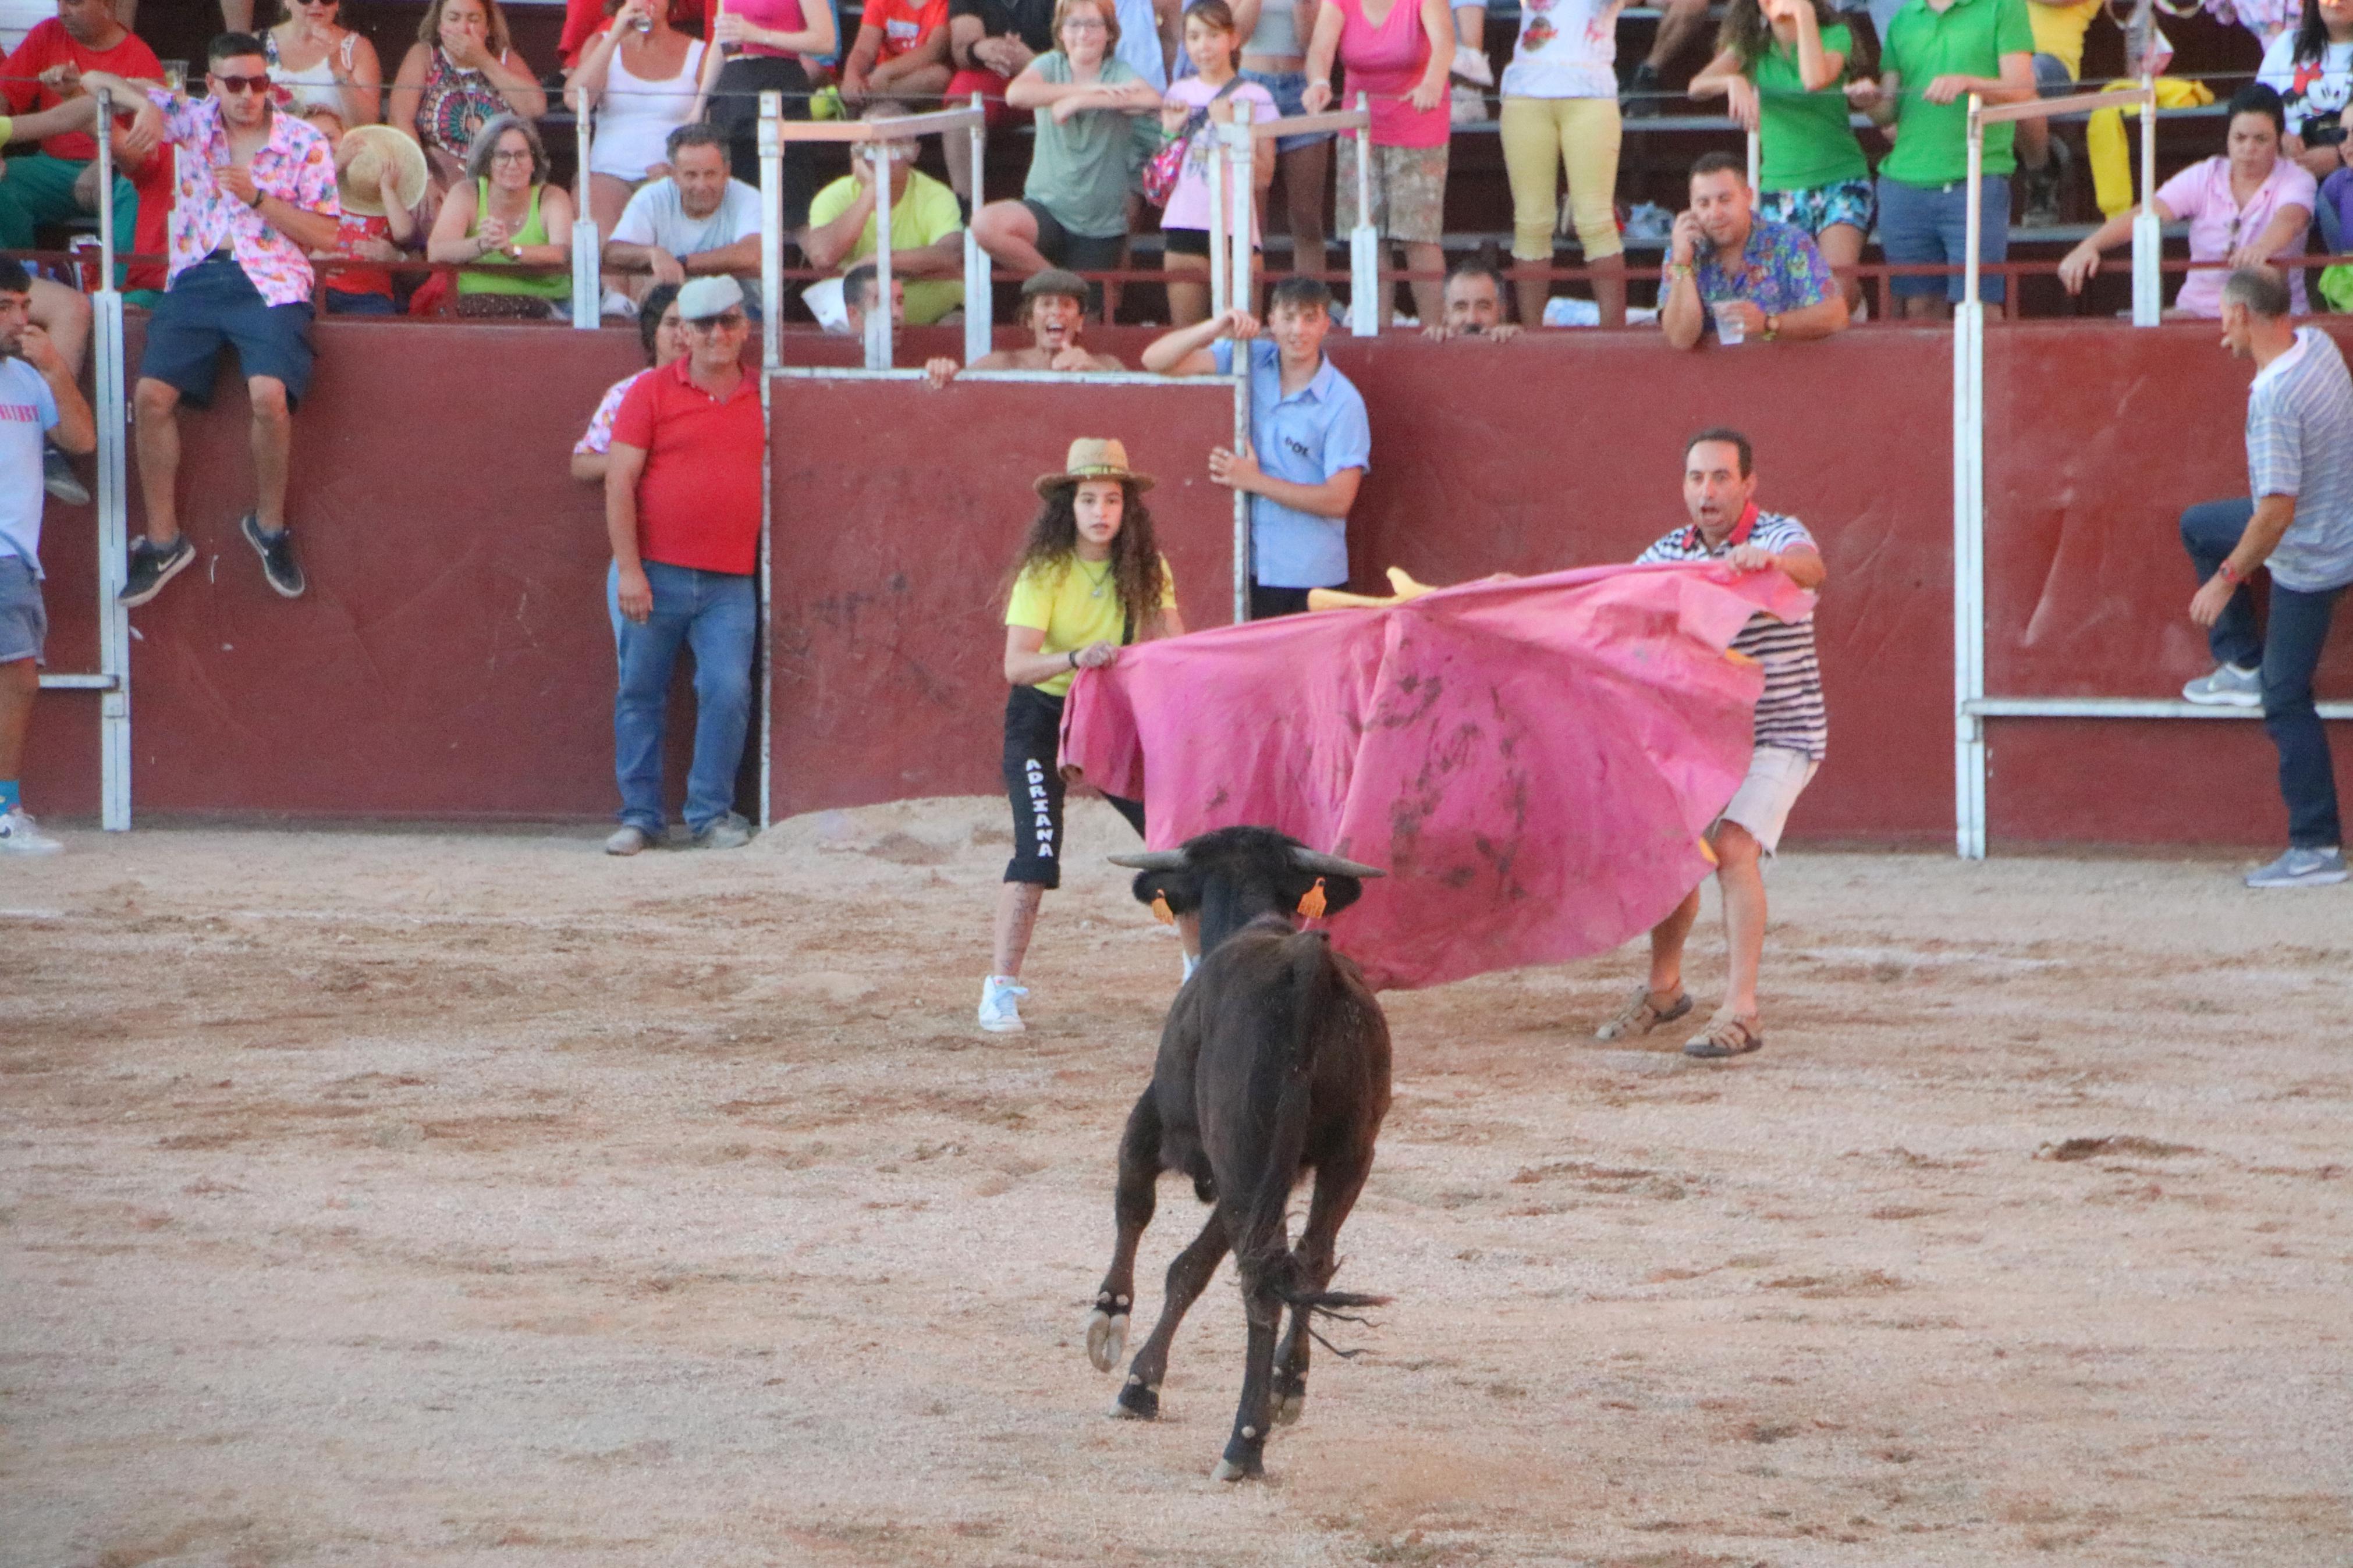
{"left": 1233, "top": 934, "right": 1339, "bottom": 1300}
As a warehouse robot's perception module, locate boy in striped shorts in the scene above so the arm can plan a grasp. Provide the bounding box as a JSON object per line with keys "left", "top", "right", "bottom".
{"left": 1596, "top": 427, "right": 1829, "bottom": 1059}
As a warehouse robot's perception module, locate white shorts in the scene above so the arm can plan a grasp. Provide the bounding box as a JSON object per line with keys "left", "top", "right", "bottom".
{"left": 1715, "top": 745, "right": 1819, "bottom": 857}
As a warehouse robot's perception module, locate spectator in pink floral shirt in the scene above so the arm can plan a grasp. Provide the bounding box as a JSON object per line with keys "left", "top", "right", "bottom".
{"left": 84, "top": 34, "right": 342, "bottom": 610}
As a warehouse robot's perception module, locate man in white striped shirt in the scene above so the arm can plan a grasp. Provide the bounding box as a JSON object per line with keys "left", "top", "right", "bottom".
{"left": 1595, "top": 429, "right": 1829, "bottom": 1059}
{"left": 2178, "top": 268, "right": 2353, "bottom": 888}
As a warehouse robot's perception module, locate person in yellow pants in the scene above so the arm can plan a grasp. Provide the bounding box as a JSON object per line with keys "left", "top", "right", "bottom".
{"left": 1498, "top": 0, "right": 1626, "bottom": 329}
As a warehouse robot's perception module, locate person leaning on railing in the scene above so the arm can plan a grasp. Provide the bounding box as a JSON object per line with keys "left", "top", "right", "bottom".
{"left": 2058, "top": 84, "right": 2316, "bottom": 318}
{"left": 1155, "top": 1, "right": 1277, "bottom": 328}
{"left": 1690, "top": 0, "right": 1875, "bottom": 317}
{"left": 973, "top": 0, "right": 1162, "bottom": 287}
{"left": 1660, "top": 150, "right": 1848, "bottom": 349}
{"left": 391, "top": 0, "right": 549, "bottom": 201}
{"left": 427, "top": 112, "right": 576, "bottom": 318}
{"left": 1422, "top": 252, "right": 1520, "bottom": 338}
{"left": 1848, "top": 0, "right": 2035, "bottom": 321}
{"left": 602, "top": 122, "right": 765, "bottom": 307}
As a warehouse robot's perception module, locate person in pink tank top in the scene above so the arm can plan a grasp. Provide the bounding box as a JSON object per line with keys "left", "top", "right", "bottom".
{"left": 1303, "top": 0, "right": 1453, "bottom": 326}
{"left": 693, "top": 0, "right": 841, "bottom": 232}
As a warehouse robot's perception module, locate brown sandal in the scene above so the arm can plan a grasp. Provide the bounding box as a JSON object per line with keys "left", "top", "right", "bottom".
{"left": 1684, "top": 1009, "right": 1763, "bottom": 1059}
{"left": 1595, "top": 986, "right": 1692, "bottom": 1041}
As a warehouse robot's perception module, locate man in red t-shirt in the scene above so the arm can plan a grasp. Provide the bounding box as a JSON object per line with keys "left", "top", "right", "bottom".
{"left": 602, "top": 273, "right": 764, "bottom": 856}
{"left": 0, "top": 0, "right": 172, "bottom": 294}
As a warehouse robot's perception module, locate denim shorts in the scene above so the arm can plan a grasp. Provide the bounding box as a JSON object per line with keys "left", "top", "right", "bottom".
{"left": 1241, "top": 69, "right": 1333, "bottom": 154}
{"left": 139, "top": 255, "right": 317, "bottom": 407}
{"left": 1876, "top": 173, "right": 2011, "bottom": 303}
{"left": 0, "top": 553, "right": 47, "bottom": 666}
{"left": 1756, "top": 177, "right": 1875, "bottom": 237}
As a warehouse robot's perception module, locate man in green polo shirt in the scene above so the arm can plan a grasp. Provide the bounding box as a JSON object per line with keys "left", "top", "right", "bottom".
{"left": 1855, "top": 0, "right": 2036, "bottom": 319}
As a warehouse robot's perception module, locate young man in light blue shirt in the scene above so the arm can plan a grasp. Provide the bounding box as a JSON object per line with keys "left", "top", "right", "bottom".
{"left": 0, "top": 258, "right": 98, "bottom": 855}
{"left": 1142, "top": 275, "right": 1371, "bottom": 618}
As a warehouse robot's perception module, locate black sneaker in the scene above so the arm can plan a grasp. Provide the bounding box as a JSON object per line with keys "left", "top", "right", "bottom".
{"left": 118, "top": 535, "right": 196, "bottom": 607}
{"left": 241, "top": 511, "right": 306, "bottom": 598}
{"left": 42, "top": 445, "right": 90, "bottom": 506}
{"left": 1622, "top": 61, "right": 1663, "bottom": 119}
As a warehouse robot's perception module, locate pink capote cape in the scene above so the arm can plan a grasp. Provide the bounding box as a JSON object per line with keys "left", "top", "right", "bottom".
{"left": 1060, "top": 563, "right": 1816, "bottom": 992}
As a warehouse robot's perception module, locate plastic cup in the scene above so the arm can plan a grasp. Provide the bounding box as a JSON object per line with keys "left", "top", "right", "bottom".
{"left": 1710, "top": 300, "right": 1745, "bottom": 346}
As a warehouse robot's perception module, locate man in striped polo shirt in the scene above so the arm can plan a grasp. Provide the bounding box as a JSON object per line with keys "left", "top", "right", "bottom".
{"left": 2178, "top": 268, "right": 2353, "bottom": 888}
{"left": 1595, "top": 428, "right": 1829, "bottom": 1059}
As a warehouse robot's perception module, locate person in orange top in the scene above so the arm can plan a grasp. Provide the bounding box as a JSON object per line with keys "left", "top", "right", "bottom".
{"left": 841, "top": 0, "right": 955, "bottom": 100}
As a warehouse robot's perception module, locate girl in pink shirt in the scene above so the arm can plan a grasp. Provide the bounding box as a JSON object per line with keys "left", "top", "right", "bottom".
{"left": 1158, "top": 1, "right": 1278, "bottom": 323}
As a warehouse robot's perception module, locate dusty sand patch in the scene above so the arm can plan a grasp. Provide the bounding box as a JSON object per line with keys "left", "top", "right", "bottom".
{"left": 2, "top": 801, "right": 2349, "bottom": 1567}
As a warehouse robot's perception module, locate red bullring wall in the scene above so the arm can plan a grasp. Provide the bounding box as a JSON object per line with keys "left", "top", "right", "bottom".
{"left": 25, "top": 317, "right": 2353, "bottom": 848}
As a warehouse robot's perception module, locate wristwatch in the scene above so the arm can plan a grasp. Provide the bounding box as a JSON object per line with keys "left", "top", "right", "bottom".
{"left": 2218, "top": 560, "right": 2245, "bottom": 586}
{"left": 1762, "top": 312, "right": 1781, "bottom": 341}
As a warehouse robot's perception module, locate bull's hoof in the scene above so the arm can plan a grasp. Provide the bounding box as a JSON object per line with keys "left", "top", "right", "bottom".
{"left": 1084, "top": 1310, "right": 1129, "bottom": 1373}
{"left": 1273, "top": 1389, "right": 1305, "bottom": 1426}
{"left": 1211, "top": 1451, "right": 1264, "bottom": 1483}
{"left": 1113, "top": 1377, "right": 1160, "bottom": 1420}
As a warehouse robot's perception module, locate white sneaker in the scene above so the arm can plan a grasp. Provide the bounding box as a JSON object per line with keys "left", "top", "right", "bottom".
{"left": 978, "top": 975, "right": 1029, "bottom": 1033}
{"left": 2244, "top": 847, "right": 2349, "bottom": 888}
{"left": 2182, "top": 663, "right": 2262, "bottom": 707}
{"left": 0, "top": 806, "right": 63, "bottom": 855}
{"left": 1181, "top": 951, "right": 1200, "bottom": 984}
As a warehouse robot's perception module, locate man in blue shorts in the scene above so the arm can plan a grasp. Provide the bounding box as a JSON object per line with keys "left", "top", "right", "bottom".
{"left": 0, "top": 258, "right": 99, "bottom": 855}
{"left": 84, "top": 36, "right": 341, "bottom": 609}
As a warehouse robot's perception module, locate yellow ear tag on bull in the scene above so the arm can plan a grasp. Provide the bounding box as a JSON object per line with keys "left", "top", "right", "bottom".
{"left": 1150, "top": 894, "right": 1176, "bottom": 926}
{"left": 1296, "top": 878, "right": 1328, "bottom": 920}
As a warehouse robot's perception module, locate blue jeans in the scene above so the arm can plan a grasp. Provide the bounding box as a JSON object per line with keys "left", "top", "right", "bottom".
{"left": 2182, "top": 498, "right": 2346, "bottom": 848}
{"left": 613, "top": 560, "right": 757, "bottom": 835}
{"left": 1878, "top": 173, "right": 2011, "bottom": 303}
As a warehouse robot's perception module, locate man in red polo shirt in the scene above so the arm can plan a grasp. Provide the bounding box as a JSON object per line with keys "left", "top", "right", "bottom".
{"left": 603, "top": 273, "right": 764, "bottom": 856}
{"left": 0, "top": 0, "right": 172, "bottom": 295}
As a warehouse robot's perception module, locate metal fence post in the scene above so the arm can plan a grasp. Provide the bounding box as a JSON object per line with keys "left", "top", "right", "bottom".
{"left": 1208, "top": 126, "right": 1229, "bottom": 319}
{"left": 1348, "top": 94, "right": 1378, "bottom": 336}
{"left": 1954, "top": 96, "right": 1988, "bottom": 859}
{"left": 866, "top": 139, "right": 894, "bottom": 371}
{"left": 2130, "top": 75, "right": 2159, "bottom": 326}
{"left": 963, "top": 92, "right": 991, "bottom": 367}
{"left": 93, "top": 85, "right": 130, "bottom": 829}
{"left": 759, "top": 90, "right": 783, "bottom": 371}
{"left": 1227, "top": 104, "right": 1254, "bottom": 318}
{"left": 571, "top": 90, "right": 601, "bottom": 328}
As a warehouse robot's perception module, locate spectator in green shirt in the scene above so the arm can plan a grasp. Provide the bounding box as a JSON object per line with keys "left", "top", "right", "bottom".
{"left": 801, "top": 101, "right": 968, "bottom": 326}
{"left": 1853, "top": 0, "right": 2036, "bottom": 318}
{"left": 971, "top": 0, "right": 1161, "bottom": 289}
{"left": 1690, "top": 0, "right": 1876, "bottom": 315}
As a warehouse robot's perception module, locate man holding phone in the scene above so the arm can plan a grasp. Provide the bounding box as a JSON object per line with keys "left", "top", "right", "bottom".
{"left": 83, "top": 37, "right": 342, "bottom": 609}
{"left": 1660, "top": 152, "right": 1850, "bottom": 350}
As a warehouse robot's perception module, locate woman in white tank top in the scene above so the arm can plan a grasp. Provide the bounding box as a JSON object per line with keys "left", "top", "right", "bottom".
{"left": 569, "top": 0, "right": 709, "bottom": 241}
{"left": 264, "top": 0, "right": 384, "bottom": 126}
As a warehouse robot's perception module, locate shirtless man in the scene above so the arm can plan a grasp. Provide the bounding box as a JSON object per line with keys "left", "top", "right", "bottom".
{"left": 925, "top": 268, "right": 1122, "bottom": 385}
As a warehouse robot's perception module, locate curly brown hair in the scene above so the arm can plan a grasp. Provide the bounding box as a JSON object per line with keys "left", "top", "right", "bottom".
{"left": 1005, "top": 481, "right": 1166, "bottom": 638}
{"left": 1716, "top": 0, "right": 1872, "bottom": 77}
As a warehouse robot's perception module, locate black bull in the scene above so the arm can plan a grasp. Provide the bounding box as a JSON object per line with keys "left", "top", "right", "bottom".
{"left": 1084, "top": 826, "right": 1395, "bottom": 1482}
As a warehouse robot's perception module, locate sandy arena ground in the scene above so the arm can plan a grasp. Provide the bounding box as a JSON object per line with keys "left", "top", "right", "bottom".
{"left": 3, "top": 800, "right": 2349, "bottom": 1568}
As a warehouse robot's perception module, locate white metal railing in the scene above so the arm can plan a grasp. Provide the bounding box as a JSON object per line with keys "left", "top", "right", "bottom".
{"left": 1950, "top": 79, "right": 2158, "bottom": 859}
{"left": 570, "top": 86, "right": 600, "bottom": 329}
{"left": 31, "top": 84, "right": 132, "bottom": 829}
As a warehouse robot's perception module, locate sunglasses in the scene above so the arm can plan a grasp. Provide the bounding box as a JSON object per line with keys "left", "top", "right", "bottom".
{"left": 688, "top": 311, "right": 748, "bottom": 331}
{"left": 211, "top": 72, "right": 272, "bottom": 95}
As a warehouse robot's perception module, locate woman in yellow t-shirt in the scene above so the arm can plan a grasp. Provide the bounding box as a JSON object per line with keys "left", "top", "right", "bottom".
{"left": 981, "top": 438, "right": 1186, "bottom": 1034}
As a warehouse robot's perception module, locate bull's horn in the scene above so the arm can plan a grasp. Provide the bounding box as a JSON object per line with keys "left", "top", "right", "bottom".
{"left": 1291, "top": 848, "right": 1386, "bottom": 879}
{"left": 1107, "top": 851, "right": 1188, "bottom": 871}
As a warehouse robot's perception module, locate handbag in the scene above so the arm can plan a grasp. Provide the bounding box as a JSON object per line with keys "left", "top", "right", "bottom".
{"left": 1142, "top": 76, "right": 1241, "bottom": 209}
